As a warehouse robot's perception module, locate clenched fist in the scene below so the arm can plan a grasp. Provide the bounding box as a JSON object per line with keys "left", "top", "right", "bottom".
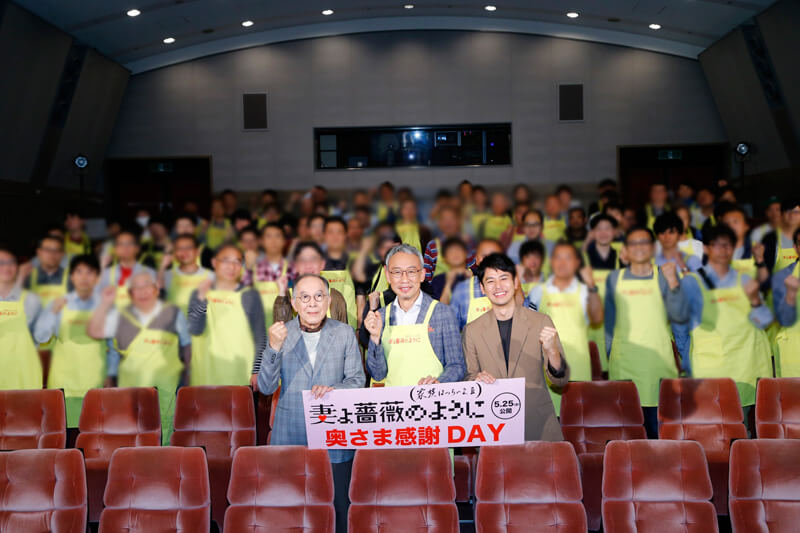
{"left": 752, "top": 243, "right": 765, "bottom": 265}
{"left": 196, "top": 278, "right": 213, "bottom": 301}
{"left": 539, "top": 326, "right": 560, "bottom": 356}
{"left": 100, "top": 286, "right": 116, "bottom": 307}
{"left": 743, "top": 278, "right": 761, "bottom": 306}
{"left": 364, "top": 310, "right": 383, "bottom": 344}
{"left": 661, "top": 261, "right": 679, "bottom": 288}
{"left": 51, "top": 297, "right": 67, "bottom": 315}
{"left": 578, "top": 266, "right": 595, "bottom": 289}
{"left": 160, "top": 253, "right": 174, "bottom": 272}
{"left": 268, "top": 320, "right": 288, "bottom": 351}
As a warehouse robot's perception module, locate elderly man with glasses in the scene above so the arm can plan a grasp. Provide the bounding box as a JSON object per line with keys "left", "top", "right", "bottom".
{"left": 364, "top": 244, "right": 465, "bottom": 387}
{"left": 259, "top": 273, "right": 365, "bottom": 533}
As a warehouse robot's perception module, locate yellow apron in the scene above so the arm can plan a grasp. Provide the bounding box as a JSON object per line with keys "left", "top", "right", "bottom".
{"left": 370, "top": 263, "right": 390, "bottom": 295}
{"left": 775, "top": 263, "right": 800, "bottom": 377}
{"left": 166, "top": 267, "right": 212, "bottom": 316}
{"left": 471, "top": 212, "right": 490, "bottom": 237}
{"left": 0, "top": 291, "right": 43, "bottom": 389}
{"left": 483, "top": 215, "right": 512, "bottom": 241}
{"left": 731, "top": 257, "right": 757, "bottom": 279}
{"left": 432, "top": 239, "right": 451, "bottom": 278}
{"left": 689, "top": 271, "right": 772, "bottom": 406}
{"left": 116, "top": 310, "right": 183, "bottom": 445}
{"left": 191, "top": 289, "right": 255, "bottom": 386}
{"left": 678, "top": 239, "right": 698, "bottom": 259}
{"left": 395, "top": 222, "right": 421, "bottom": 251}
{"left": 47, "top": 307, "right": 107, "bottom": 426}
{"left": 205, "top": 220, "right": 231, "bottom": 251}
{"left": 521, "top": 279, "right": 542, "bottom": 298}
{"left": 542, "top": 217, "right": 566, "bottom": 242}
{"left": 139, "top": 239, "right": 169, "bottom": 268}
{"left": 381, "top": 302, "right": 443, "bottom": 387}
{"left": 645, "top": 204, "right": 657, "bottom": 231}
{"left": 64, "top": 233, "right": 91, "bottom": 256}
{"left": 109, "top": 265, "right": 133, "bottom": 310}
{"left": 511, "top": 231, "right": 527, "bottom": 243}
{"left": 377, "top": 202, "right": 396, "bottom": 223}
{"left": 538, "top": 286, "right": 592, "bottom": 413}
{"left": 466, "top": 277, "right": 492, "bottom": 324}
{"left": 254, "top": 261, "right": 288, "bottom": 330}
{"left": 30, "top": 268, "right": 69, "bottom": 349}
{"left": 766, "top": 239, "right": 798, "bottom": 352}
{"left": 609, "top": 269, "right": 677, "bottom": 407}
{"left": 321, "top": 267, "right": 357, "bottom": 329}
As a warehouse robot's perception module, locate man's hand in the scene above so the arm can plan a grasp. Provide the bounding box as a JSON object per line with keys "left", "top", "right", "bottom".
{"left": 368, "top": 291, "right": 381, "bottom": 311}
{"left": 197, "top": 278, "right": 213, "bottom": 301}
{"left": 250, "top": 373, "right": 259, "bottom": 391}
{"left": 159, "top": 253, "right": 174, "bottom": 272}
{"left": 268, "top": 320, "right": 288, "bottom": 351}
{"left": 578, "top": 266, "right": 595, "bottom": 289}
{"left": 51, "top": 297, "right": 67, "bottom": 315}
{"left": 753, "top": 243, "right": 766, "bottom": 265}
{"left": 539, "top": 326, "right": 560, "bottom": 356}
{"left": 744, "top": 278, "right": 761, "bottom": 306}
{"left": 103, "top": 377, "right": 116, "bottom": 388}
{"left": 100, "top": 286, "right": 116, "bottom": 307}
{"left": 244, "top": 250, "right": 258, "bottom": 270}
{"left": 311, "top": 385, "right": 335, "bottom": 399}
{"left": 474, "top": 371, "right": 496, "bottom": 384}
{"left": 784, "top": 272, "right": 800, "bottom": 294}
{"left": 418, "top": 376, "right": 440, "bottom": 385}
{"left": 661, "top": 261, "right": 680, "bottom": 289}
{"left": 364, "top": 310, "right": 383, "bottom": 344}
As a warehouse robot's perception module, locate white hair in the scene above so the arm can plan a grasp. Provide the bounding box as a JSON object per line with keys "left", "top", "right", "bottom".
{"left": 385, "top": 243, "right": 423, "bottom": 267}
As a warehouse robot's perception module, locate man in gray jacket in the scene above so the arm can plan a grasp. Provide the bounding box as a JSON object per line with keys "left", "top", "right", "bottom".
{"left": 259, "top": 273, "right": 365, "bottom": 533}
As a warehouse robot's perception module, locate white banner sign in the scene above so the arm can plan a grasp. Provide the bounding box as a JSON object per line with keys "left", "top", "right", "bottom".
{"left": 302, "top": 378, "right": 525, "bottom": 450}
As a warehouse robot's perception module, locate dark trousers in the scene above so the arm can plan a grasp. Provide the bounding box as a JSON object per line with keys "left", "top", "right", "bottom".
{"left": 643, "top": 407, "right": 659, "bottom": 439}
{"left": 332, "top": 459, "right": 353, "bottom": 533}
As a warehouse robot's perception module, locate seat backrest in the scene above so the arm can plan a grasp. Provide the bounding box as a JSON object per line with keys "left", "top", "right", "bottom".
{"left": 658, "top": 378, "right": 747, "bottom": 451}
{"left": 756, "top": 377, "right": 800, "bottom": 439}
{"left": 729, "top": 439, "right": 800, "bottom": 532}
{"left": 76, "top": 387, "right": 161, "bottom": 460}
{"left": 0, "top": 449, "right": 86, "bottom": 532}
{"left": 100, "top": 447, "right": 210, "bottom": 531}
{"left": 170, "top": 386, "right": 256, "bottom": 457}
{"left": 560, "top": 381, "right": 646, "bottom": 454}
{"left": 0, "top": 389, "right": 66, "bottom": 449}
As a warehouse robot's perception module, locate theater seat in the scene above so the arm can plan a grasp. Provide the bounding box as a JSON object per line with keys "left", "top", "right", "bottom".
{"left": 658, "top": 377, "right": 746, "bottom": 515}
{"left": 0, "top": 448, "right": 86, "bottom": 532}
{"left": 99, "top": 446, "right": 210, "bottom": 533}
{"left": 349, "top": 448, "right": 457, "bottom": 533}
{"left": 0, "top": 389, "right": 66, "bottom": 449}
{"left": 170, "top": 385, "right": 255, "bottom": 530}
{"left": 589, "top": 341, "right": 604, "bottom": 381}
{"left": 223, "top": 446, "right": 335, "bottom": 533}
{"left": 560, "top": 381, "right": 646, "bottom": 531}
{"left": 729, "top": 439, "right": 800, "bottom": 532}
{"left": 602, "top": 440, "right": 717, "bottom": 533}
{"left": 475, "top": 442, "right": 587, "bottom": 533}
{"left": 755, "top": 377, "right": 800, "bottom": 438}
{"left": 454, "top": 448, "right": 478, "bottom": 503}
{"left": 75, "top": 387, "right": 161, "bottom": 522}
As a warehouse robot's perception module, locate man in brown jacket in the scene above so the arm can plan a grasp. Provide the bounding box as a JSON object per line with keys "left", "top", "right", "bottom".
{"left": 463, "top": 253, "right": 569, "bottom": 441}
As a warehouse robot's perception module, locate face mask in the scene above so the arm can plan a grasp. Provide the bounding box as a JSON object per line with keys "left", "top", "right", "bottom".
{"left": 136, "top": 216, "right": 149, "bottom": 228}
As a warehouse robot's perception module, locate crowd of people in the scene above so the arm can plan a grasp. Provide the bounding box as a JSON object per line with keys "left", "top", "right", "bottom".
{"left": 1, "top": 178, "right": 799, "bottom": 531}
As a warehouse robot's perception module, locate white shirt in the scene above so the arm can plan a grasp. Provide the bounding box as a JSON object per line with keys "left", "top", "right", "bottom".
{"left": 302, "top": 330, "right": 322, "bottom": 368}
{"left": 392, "top": 291, "right": 424, "bottom": 326}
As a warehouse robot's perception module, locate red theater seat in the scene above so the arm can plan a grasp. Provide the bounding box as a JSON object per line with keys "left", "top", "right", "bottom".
{"left": 729, "top": 439, "right": 800, "bottom": 532}
{"left": 349, "top": 448, "right": 457, "bottom": 533}
{"left": 602, "top": 440, "right": 717, "bottom": 533}
{"left": 560, "top": 381, "right": 646, "bottom": 530}
{"left": 75, "top": 387, "right": 161, "bottom": 522}
{"left": 454, "top": 447, "right": 478, "bottom": 503}
{"left": 658, "top": 377, "right": 746, "bottom": 515}
{"left": 0, "top": 448, "right": 86, "bottom": 532}
{"left": 755, "top": 377, "right": 800, "bottom": 438}
{"left": 99, "top": 446, "right": 210, "bottom": 532}
{"left": 475, "top": 442, "right": 587, "bottom": 533}
{"left": 223, "top": 446, "right": 335, "bottom": 533}
{"left": 170, "top": 385, "right": 256, "bottom": 529}
{"left": 0, "top": 389, "right": 66, "bottom": 449}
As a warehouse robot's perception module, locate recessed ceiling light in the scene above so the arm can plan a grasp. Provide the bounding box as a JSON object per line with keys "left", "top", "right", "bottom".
{"left": 566, "top": 12, "right": 579, "bottom": 18}
{"left": 163, "top": 37, "right": 175, "bottom": 44}
{"left": 126, "top": 9, "right": 140, "bottom": 17}
{"left": 322, "top": 9, "right": 334, "bottom": 15}
{"left": 404, "top": 4, "right": 414, "bottom": 8}
{"left": 484, "top": 5, "right": 497, "bottom": 12}
{"left": 649, "top": 23, "right": 661, "bottom": 30}
{"left": 242, "top": 20, "right": 254, "bottom": 27}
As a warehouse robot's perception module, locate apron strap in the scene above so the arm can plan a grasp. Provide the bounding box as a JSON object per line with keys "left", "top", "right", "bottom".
{"left": 696, "top": 267, "right": 716, "bottom": 290}
{"left": 422, "top": 300, "right": 437, "bottom": 324}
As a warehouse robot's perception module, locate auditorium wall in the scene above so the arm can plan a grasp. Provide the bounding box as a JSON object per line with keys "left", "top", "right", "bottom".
{"left": 107, "top": 30, "right": 726, "bottom": 192}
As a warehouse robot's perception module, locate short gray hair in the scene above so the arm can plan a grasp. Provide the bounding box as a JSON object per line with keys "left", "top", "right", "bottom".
{"left": 293, "top": 273, "right": 330, "bottom": 297}
{"left": 385, "top": 244, "right": 423, "bottom": 267}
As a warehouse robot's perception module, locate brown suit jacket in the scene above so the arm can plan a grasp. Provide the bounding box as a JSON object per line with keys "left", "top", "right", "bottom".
{"left": 463, "top": 305, "right": 569, "bottom": 442}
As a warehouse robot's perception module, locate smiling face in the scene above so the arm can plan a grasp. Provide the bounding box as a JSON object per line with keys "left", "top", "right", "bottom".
{"left": 625, "top": 229, "right": 654, "bottom": 265}
{"left": 324, "top": 221, "right": 347, "bottom": 254}
{"left": 523, "top": 211, "right": 543, "bottom": 240}
{"left": 386, "top": 251, "right": 423, "bottom": 302}
{"left": 129, "top": 273, "right": 159, "bottom": 310}
{"left": 262, "top": 226, "right": 285, "bottom": 257}
{"left": 544, "top": 195, "right": 561, "bottom": 218}
{"left": 593, "top": 219, "right": 615, "bottom": 246}
{"left": 291, "top": 275, "right": 329, "bottom": 329}
{"left": 480, "top": 267, "right": 515, "bottom": 307}
{"left": 721, "top": 211, "right": 748, "bottom": 242}
{"left": 114, "top": 233, "right": 139, "bottom": 263}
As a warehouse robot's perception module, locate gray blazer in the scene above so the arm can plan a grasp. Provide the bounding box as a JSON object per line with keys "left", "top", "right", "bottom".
{"left": 259, "top": 317, "right": 366, "bottom": 463}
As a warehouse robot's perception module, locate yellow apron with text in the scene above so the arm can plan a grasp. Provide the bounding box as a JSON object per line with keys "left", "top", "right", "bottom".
{"left": 47, "top": 308, "right": 107, "bottom": 426}
{"left": 0, "top": 292, "right": 43, "bottom": 389}
{"left": 588, "top": 268, "right": 614, "bottom": 372}
{"left": 381, "top": 302, "right": 443, "bottom": 387}
{"left": 167, "top": 267, "right": 212, "bottom": 316}
{"left": 775, "top": 263, "right": 800, "bottom": 377}
{"left": 689, "top": 272, "right": 772, "bottom": 405}
{"left": 321, "top": 267, "right": 358, "bottom": 329}
{"left": 254, "top": 262, "right": 287, "bottom": 330}
{"left": 396, "top": 223, "right": 421, "bottom": 251}
{"left": 766, "top": 241, "right": 798, "bottom": 353}
{"left": 483, "top": 215, "right": 512, "bottom": 241}
{"left": 609, "top": 270, "right": 677, "bottom": 407}
{"left": 543, "top": 217, "right": 566, "bottom": 242}
{"left": 539, "top": 287, "right": 591, "bottom": 414}
{"left": 432, "top": 239, "right": 451, "bottom": 278}
{"left": 467, "top": 277, "right": 492, "bottom": 324}
{"left": 30, "top": 268, "right": 69, "bottom": 349}
{"left": 205, "top": 220, "right": 231, "bottom": 251}
{"left": 191, "top": 289, "right": 255, "bottom": 386}
{"left": 64, "top": 233, "right": 91, "bottom": 256}
{"left": 117, "top": 310, "right": 183, "bottom": 445}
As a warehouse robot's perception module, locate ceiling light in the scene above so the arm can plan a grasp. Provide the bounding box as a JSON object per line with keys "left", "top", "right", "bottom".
{"left": 241, "top": 20, "right": 254, "bottom": 27}
{"left": 404, "top": 4, "right": 414, "bottom": 8}
{"left": 566, "top": 12, "right": 579, "bottom": 18}
{"left": 163, "top": 37, "right": 175, "bottom": 44}
{"left": 322, "top": 9, "right": 334, "bottom": 15}
{"left": 649, "top": 23, "right": 661, "bottom": 30}
{"left": 484, "top": 5, "right": 497, "bottom": 12}
{"left": 126, "top": 9, "right": 140, "bottom": 17}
